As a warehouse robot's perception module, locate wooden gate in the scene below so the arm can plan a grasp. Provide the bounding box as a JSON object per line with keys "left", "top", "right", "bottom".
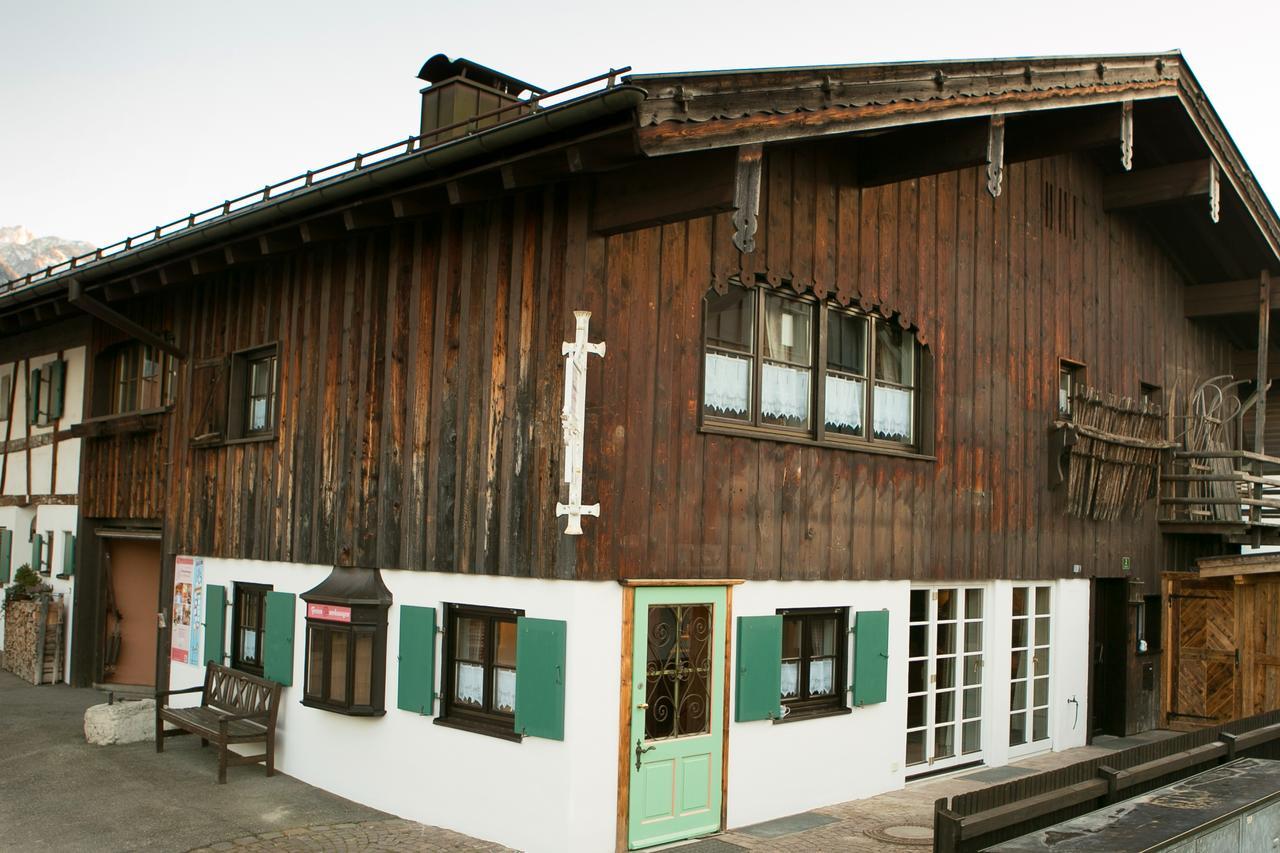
{"left": 1164, "top": 574, "right": 1238, "bottom": 727}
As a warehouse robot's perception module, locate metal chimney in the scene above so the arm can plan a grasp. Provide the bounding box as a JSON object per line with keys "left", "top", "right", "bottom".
{"left": 416, "top": 54, "right": 546, "bottom": 144}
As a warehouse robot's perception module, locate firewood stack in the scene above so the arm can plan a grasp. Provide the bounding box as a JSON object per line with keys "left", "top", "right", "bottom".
{"left": 1064, "top": 386, "right": 1175, "bottom": 521}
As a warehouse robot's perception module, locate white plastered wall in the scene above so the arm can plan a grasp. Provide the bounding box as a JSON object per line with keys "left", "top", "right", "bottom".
{"left": 170, "top": 560, "right": 623, "bottom": 853}
{"left": 727, "top": 579, "right": 910, "bottom": 827}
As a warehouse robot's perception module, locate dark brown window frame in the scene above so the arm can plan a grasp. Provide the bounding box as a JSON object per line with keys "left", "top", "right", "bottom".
{"left": 1058, "top": 358, "right": 1086, "bottom": 419}
{"left": 776, "top": 606, "right": 850, "bottom": 722}
{"left": 302, "top": 618, "right": 387, "bottom": 717}
{"left": 700, "top": 283, "right": 933, "bottom": 458}
{"left": 435, "top": 602, "right": 524, "bottom": 742}
{"left": 109, "top": 342, "right": 177, "bottom": 416}
{"left": 226, "top": 343, "right": 279, "bottom": 441}
{"left": 231, "top": 582, "right": 271, "bottom": 677}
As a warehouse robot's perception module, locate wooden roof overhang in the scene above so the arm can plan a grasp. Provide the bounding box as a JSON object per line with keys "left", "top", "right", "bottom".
{"left": 629, "top": 52, "right": 1280, "bottom": 320}
{"left": 1195, "top": 552, "right": 1280, "bottom": 579}
{"left": 0, "top": 80, "right": 648, "bottom": 338}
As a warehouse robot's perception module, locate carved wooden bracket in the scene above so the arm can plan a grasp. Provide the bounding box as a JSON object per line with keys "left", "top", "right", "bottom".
{"left": 986, "top": 116, "right": 1005, "bottom": 198}
{"left": 1121, "top": 100, "right": 1134, "bottom": 171}
{"left": 1209, "top": 160, "right": 1221, "bottom": 224}
{"left": 732, "top": 143, "right": 763, "bottom": 253}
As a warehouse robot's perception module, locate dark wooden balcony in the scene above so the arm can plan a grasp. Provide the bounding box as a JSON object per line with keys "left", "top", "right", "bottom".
{"left": 1158, "top": 449, "right": 1280, "bottom": 543}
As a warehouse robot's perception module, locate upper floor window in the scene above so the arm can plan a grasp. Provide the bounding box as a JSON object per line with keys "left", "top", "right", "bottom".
{"left": 703, "top": 284, "right": 925, "bottom": 450}
{"left": 1058, "top": 359, "right": 1085, "bottom": 419}
{"left": 227, "top": 344, "right": 279, "bottom": 440}
{"left": 110, "top": 343, "right": 175, "bottom": 414}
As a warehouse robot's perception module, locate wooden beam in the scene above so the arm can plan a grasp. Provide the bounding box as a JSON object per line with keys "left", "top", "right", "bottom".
{"left": 224, "top": 239, "right": 262, "bottom": 266}
{"left": 343, "top": 202, "right": 394, "bottom": 231}
{"left": 1254, "top": 268, "right": 1272, "bottom": 527}
{"left": 732, "top": 143, "right": 763, "bottom": 253}
{"left": 299, "top": 216, "right": 345, "bottom": 244}
{"left": 1103, "top": 159, "right": 1214, "bottom": 211}
{"left": 67, "top": 279, "right": 187, "bottom": 360}
{"left": 390, "top": 188, "right": 449, "bottom": 219}
{"left": 259, "top": 229, "right": 303, "bottom": 255}
{"left": 591, "top": 148, "right": 737, "bottom": 236}
{"left": 1185, "top": 277, "right": 1280, "bottom": 317}
{"left": 446, "top": 173, "right": 505, "bottom": 206}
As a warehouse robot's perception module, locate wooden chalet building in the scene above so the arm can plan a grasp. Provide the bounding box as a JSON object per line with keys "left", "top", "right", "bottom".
{"left": 1, "top": 50, "right": 1278, "bottom": 851}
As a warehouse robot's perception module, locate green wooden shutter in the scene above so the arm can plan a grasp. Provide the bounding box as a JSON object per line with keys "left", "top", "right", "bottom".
{"left": 26, "top": 368, "right": 39, "bottom": 424}
{"left": 735, "top": 615, "right": 783, "bottom": 722}
{"left": 204, "top": 584, "right": 227, "bottom": 667}
{"left": 396, "top": 605, "right": 436, "bottom": 715}
{"left": 30, "top": 533, "right": 43, "bottom": 573}
{"left": 852, "top": 609, "right": 890, "bottom": 706}
{"left": 0, "top": 529, "right": 11, "bottom": 583}
{"left": 514, "top": 617, "right": 566, "bottom": 740}
{"left": 263, "top": 591, "right": 296, "bottom": 685}
{"left": 46, "top": 360, "right": 65, "bottom": 421}
{"left": 60, "top": 532, "right": 75, "bottom": 577}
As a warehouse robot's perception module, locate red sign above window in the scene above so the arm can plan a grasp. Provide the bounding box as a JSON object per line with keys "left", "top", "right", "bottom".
{"left": 307, "top": 603, "right": 352, "bottom": 623}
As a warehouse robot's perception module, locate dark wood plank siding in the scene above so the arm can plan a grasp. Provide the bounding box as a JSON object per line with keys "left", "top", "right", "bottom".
{"left": 82, "top": 141, "right": 1234, "bottom": 585}
{"left": 580, "top": 144, "right": 1233, "bottom": 586}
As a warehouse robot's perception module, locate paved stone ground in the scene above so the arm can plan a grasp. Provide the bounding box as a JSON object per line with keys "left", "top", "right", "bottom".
{"left": 185, "top": 819, "right": 513, "bottom": 852}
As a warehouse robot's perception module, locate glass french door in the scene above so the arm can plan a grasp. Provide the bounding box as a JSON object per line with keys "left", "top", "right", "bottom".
{"left": 1009, "top": 585, "right": 1052, "bottom": 754}
{"left": 906, "top": 587, "right": 985, "bottom": 772}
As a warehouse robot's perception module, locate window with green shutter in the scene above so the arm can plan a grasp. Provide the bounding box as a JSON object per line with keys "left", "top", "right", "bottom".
{"left": 31, "top": 532, "right": 47, "bottom": 576}
{"left": 204, "top": 584, "right": 227, "bottom": 667}
{"left": 514, "top": 617, "right": 566, "bottom": 741}
{"left": 852, "top": 609, "right": 890, "bottom": 706}
{"left": 735, "top": 615, "right": 783, "bottom": 722}
{"left": 0, "top": 528, "right": 12, "bottom": 584}
{"left": 45, "top": 360, "right": 65, "bottom": 421}
{"left": 397, "top": 605, "right": 437, "bottom": 715}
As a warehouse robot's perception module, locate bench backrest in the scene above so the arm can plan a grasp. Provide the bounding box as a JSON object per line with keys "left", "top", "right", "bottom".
{"left": 202, "top": 663, "right": 282, "bottom": 720}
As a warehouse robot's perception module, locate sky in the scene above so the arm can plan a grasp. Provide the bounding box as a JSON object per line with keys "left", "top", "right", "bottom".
{"left": 3, "top": 0, "right": 1279, "bottom": 247}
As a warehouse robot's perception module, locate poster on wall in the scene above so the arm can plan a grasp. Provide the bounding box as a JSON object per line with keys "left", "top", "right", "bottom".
{"left": 170, "top": 556, "right": 205, "bottom": 664}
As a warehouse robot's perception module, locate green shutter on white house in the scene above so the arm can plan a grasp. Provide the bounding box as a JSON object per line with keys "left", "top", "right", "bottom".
{"left": 45, "top": 360, "right": 65, "bottom": 421}
{"left": 26, "top": 368, "right": 39, "bottom": 425}
{"left": 852, "top": 609, "right": 890, "bottom": 706}
{"left": 204, "top": 584, "right": 227, "bottom": 666}
{"left": 735, "top": 615, "right": 783, "bottom": 722}
{"left": 30, "top": 533, "right": 44, "bottom": 574}
{"left": 514, "top": 617, "right": 566, "bottom": 740}
{"left": 263, "top": 591, "right": 296, "bottom": 685}
{"left": 59, "top": 532, "right": 75, "bottom": 577}
{"left": 396, "top": 605, "right": 436, "bottom": 715}
{"left": 0, "top": 529, "right": 12, "bottom": 583}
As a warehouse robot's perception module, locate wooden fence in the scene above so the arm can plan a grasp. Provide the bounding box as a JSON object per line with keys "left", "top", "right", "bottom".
{"left": 933, "top": 710, "right": 1280, "bottom": 851}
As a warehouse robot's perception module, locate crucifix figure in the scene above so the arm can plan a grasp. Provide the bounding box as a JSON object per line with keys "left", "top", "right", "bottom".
{"left": 556, "top": 311, "right": 605, "bottom": 535}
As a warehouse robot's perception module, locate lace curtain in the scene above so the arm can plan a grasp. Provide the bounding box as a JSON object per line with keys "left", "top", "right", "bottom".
{"left": 456, "top": 662, "right": 484, "bottom": 707}
{"left": 781, "top": 662, "right": 799, "bottom": 698}
{"left": 825, "top": 374, "right": 864, "bottom": 431}
{"left": 494, "top": 668, "right": 516, "bottom": 713}
{"left": 704, "top": 352, "right": 750, "bottom": 415}
{"left": 808, "top": 659, "right": 834, "bottom": 696}
{"left": 874, "top": 385, "right": 912, "bottom": 440}
{"left": 761, "top": 362, "right": 810, "bottom": 421}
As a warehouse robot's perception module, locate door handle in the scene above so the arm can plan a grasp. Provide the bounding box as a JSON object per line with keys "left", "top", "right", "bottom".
{"left": 636, "top": 702, "right": 648, "bottom": 710}
{"left": 635, "top": 738, "right": 655, "bottom": 771}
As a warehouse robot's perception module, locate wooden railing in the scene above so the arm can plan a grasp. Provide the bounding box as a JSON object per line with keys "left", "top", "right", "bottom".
{"left": 1158, "top": 449, "right": 1280, "bottom": 528}
{"left": 0, "top": 66, "right": 630, "bottom": 297}
{"left": 934, "top": 710, "right": 1280, "bottom": 852}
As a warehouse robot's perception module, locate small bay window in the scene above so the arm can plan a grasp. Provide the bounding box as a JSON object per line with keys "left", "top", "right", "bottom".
{"left": 703, "top": 283, "right": 927, "bottom": 452}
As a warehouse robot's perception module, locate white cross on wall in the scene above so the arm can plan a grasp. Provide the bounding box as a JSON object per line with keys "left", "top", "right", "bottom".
{"left": 556, "top": 311, "right": 605, "bottom": 535}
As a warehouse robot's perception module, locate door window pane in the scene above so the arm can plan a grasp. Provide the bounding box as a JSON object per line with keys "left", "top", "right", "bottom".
{"left": 963, "top": 721, "right": 981, "bottom": 754}
{"left": 906, "top": 730, "right": 926, "bottom": 765}
{"left": 645, "top": 604, "right": 712, "bottom": 740}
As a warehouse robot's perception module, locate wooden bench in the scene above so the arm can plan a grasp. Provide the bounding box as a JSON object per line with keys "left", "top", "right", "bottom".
{"left": 155, "top": 663, "right": 281, "bottom": 784}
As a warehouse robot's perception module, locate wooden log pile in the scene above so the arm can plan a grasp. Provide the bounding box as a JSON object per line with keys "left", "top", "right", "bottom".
{"left": 1063, "top": 386, "right": 1175, "bottom": 521}
{"left": 2, "top": 597, "right": 64, "bottom": 685}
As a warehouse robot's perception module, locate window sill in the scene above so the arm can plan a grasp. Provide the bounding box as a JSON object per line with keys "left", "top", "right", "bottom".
{"left": 700, "top": 422, "right": 935, "bottom": 461}
{"left": 75, "top": 407, "right": 171, "bottom": 438}
{"left": 772, "top": 705, "right": 852, "bottom": 725}
{"left": 433, "top": 714, "right": 524, "bottom": 743}
{"left": 190, "top": 432, "right": 278, "bottom": 449}
{"left": 300, "top": 698, "right": 386, "bottom": 717}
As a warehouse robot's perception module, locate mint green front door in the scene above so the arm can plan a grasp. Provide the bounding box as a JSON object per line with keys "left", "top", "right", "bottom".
{"left": 628, "top": 586, "right": 727, "bottom": 849}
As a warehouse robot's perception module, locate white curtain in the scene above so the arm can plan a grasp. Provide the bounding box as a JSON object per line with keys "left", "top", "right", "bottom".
{"left": 809, "top": 659, "right": 834, "bottom": 696}
{"left": 704, "top": 352, "right": 750, "bottom": 415}
{"left": 456, "top": 662, "right": 484, "bottom": 707}
{"left": 874, "top": 385, "right": 913, "bottom": 439}
{"left": 493, "top": 668, "right": 516, "bottom": 713}
{"left": 780, "top": 661, "right": 799, "bottom": 698}
{"left": 825, "top": 374, "right": 864, "bottom": 431}
{"left": 761, "top": 362, "right": 810, "bottom": 422}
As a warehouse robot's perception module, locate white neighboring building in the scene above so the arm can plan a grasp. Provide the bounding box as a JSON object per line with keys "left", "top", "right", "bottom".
{"left": 0, "top": 327, "right": 87, "bottom": 683}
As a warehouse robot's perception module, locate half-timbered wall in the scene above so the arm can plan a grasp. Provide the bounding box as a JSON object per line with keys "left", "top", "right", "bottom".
{"left": 78, "top": 142, "right": 1233, "bottom": 586}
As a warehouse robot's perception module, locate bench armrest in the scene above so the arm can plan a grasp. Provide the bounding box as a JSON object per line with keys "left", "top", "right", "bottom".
{"left": 155, "top": 685, "right": 206, "bottom": 700}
